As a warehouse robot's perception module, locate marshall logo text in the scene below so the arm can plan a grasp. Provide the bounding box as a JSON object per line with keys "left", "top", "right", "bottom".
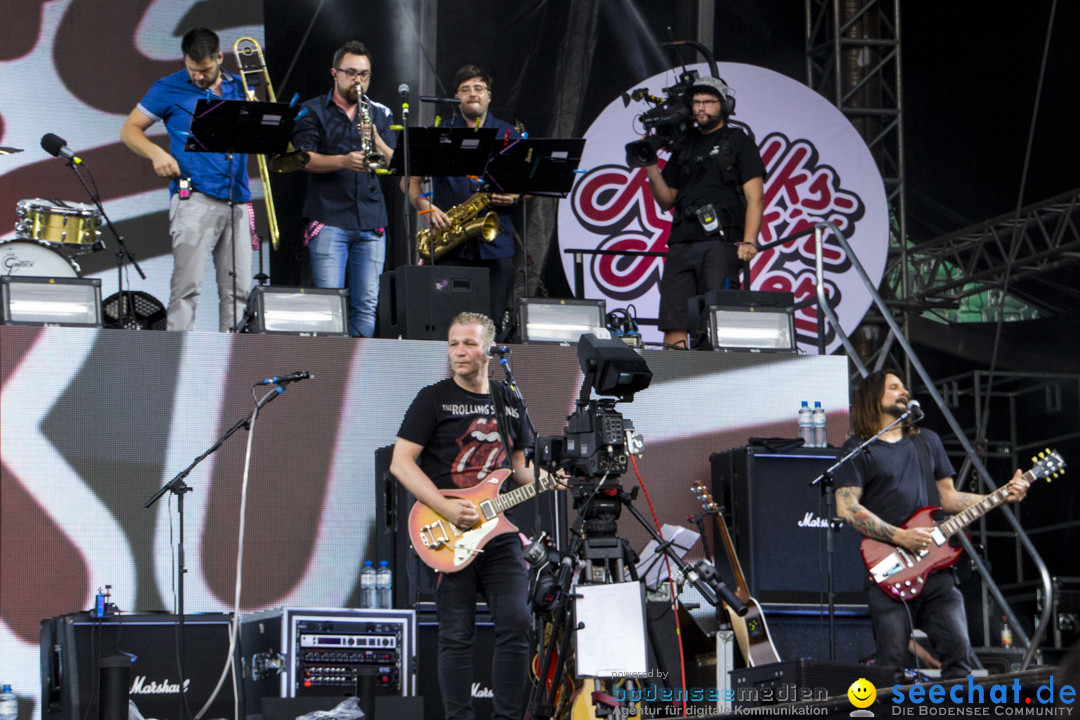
{"left": 129, "top": 676, "right": 191, "bottom": 695}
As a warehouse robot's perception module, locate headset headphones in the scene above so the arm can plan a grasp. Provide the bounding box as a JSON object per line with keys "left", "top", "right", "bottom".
{"left": 691, "top": 76, "right": 736, "bottom": 119}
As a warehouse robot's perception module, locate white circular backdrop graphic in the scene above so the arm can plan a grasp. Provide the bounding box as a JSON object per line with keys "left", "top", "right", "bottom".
{"left": 558, "top": 62, "right": 889, "bottom": 353}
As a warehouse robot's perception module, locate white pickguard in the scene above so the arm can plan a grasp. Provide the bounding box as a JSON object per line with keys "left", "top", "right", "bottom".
{"left": 452, "top": 518, "right": 501, "bottom": 567}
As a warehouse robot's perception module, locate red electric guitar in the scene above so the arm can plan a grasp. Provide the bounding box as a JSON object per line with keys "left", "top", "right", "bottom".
{"left": 862, "top": 449, "right": 1065, "bottom": 601}
{"left": 691, "top": 482, "right": 781, "bottom": 667}
{"left": 409, "top": 469, "right": 562, "bottom": 573}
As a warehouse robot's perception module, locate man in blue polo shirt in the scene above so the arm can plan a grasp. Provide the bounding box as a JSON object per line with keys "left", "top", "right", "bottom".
{"left": 120, "top": 27, "right": 252, "bottom": 332}
{"left": 292, "top": 40, "right": 396, "bottom": 338}
{"left": 407, "top": 65, "right": 520, "bottom": 331}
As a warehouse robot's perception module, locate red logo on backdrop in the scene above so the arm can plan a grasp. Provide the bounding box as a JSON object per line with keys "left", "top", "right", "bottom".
{"left": 558, "top": 62, "right": 889, "bottom": 352}
{"left": 569, "top": 129, "right": 866, "bottom": 346}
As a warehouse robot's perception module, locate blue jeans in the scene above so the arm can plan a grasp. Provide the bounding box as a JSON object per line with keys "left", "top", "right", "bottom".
{"left": 436, "top": 534, "right": 530, "bottom": 720}
{"left": 308, "top": 226, "right": 385, "bottom": 337}
{"left": 867, "top": 570, "right": 973, "bottom": 679}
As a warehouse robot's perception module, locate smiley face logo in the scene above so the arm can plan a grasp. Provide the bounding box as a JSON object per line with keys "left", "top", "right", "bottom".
{"left": 848, "top": 677, "right": 877, "bottom": 709}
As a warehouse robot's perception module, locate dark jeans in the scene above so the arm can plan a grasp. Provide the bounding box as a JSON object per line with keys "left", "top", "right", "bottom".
{"left": 436, "top": 533, "right": 530, "bottom": 720}
{"left": 867, "top": 569, "right": 972, "bottom": 679}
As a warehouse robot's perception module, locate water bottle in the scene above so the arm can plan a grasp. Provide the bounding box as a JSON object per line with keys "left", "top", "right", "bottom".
{"left": 360, "top": 561, "right": 376, "bottom": 609}
{"left": 1001, "top": 616, "right": 1013, "bottom": 648}
{"left": 375, "top": 561, "right": 393, "bottom": 609}
{"left": 812, "top": 401, "right": 827, "bottom": 448}
{"left": 0, "top": 685, "right": 17, "bottom": 720}
{"left": 798, "top": 401, "right": 813, "bottom": 446}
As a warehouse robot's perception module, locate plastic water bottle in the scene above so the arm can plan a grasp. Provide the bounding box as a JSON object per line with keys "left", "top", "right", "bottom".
{"left": 1001, "top": 616, "right": 1013, "bottom": 648}
{"left": 0, "top": 684, "right": 17, "bottom": 720}
{"left": 812, "top": 401, "right": 827, "bottom": 448}
{"left": 798, "top": 401, "right": 813, "bottom": 446}
{"left": 360, "top": 561, "right": 377, "bottom": 609}
{"left": 375, "top": 561, "right": 393, "bottom": 609}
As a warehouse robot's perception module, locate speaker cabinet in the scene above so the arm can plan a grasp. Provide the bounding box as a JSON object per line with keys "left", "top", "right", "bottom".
{"left": 374, "top": 445, "right": 567, "bottom": 609}
{"left": 378, "top": 265, "right": 490, "bottom": 340}
{"left": 40, "top": 613, "right": 237, "bottom": 720}
{"left": 710, "top": 447, "right": 867, "bottom": 604}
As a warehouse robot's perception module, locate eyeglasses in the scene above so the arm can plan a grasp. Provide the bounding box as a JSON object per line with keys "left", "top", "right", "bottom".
{"left": 457, "top": 84, "right": 489, "bottom": 95}
{"left": 336, "top": 68, "right": 372, "bottom": 80}
{"left": 691, "top": 98, "right": 720, "bottom": 107}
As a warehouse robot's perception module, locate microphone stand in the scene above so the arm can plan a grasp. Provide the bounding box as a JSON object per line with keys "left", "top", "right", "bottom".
{"left": 400, "top": 95, "right": 414, "bottom": 266}
{"left": 144, "top": 383, "right": 289, "bottom": 720}
{"left": 809, "top": 405, "right": 922, "bottom": 661}
{"left": 65, "top": 159, "right": 147, "bottom": 328}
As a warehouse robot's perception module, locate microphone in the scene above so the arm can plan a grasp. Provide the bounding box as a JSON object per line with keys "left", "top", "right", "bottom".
{"left": 398, "top": 83, "right": 410, "bottom": 106}
{"left": 41, "top": 133, "right": 83, "bottom": 164}
{"left": 486, "top": 344, "right": 509, "bottom": 357}
{"left": 419, "top": 95, "right": 462, "bottom": 105}
{"left": 905, "top": 399, "right": 924, "bottom": 422}
{"left": 258, "top": 371, "right": 313, "bottom": 386}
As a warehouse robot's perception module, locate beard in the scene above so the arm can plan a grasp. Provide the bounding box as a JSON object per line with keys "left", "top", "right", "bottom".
{"left": 696, "top": 111, "right": 723, "bottom": 132}
{"left": 193, "top": 66, "right": 219, "bottom": 90}
{"left": 343, "top": 84, "right": 361, "bottom": 103}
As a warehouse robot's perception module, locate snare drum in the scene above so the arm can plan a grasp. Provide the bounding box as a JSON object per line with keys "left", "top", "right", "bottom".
{"left": 15, "top": 198, "right": 102, "bottom": 249}
{"left": 0, "top": 240, "right": 82, "bottom": 277}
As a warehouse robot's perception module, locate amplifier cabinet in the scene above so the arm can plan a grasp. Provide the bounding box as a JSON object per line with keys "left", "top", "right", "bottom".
{"left": 710, "top": 447, "right": 868, "bottom": 604}
{"left": 729, "top": 659, "right": 894, "bottom": 709}
{"left": 239, "top": 607, "right": 416, "bottom": 716}
{"left": 40, "top": 613, "right": 237, "bottom": 720}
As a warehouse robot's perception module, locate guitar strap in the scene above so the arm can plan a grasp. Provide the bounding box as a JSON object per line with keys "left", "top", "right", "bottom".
{"left": 488, "top": 380, "right": 514, "bottom": 462}
{"left": 912, "top": 432, "right": 942, "bottom": 507}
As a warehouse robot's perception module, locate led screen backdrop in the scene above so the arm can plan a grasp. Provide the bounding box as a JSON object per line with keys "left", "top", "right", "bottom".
{"left": 1, "top": 327, "right": 850, "bottom": 714}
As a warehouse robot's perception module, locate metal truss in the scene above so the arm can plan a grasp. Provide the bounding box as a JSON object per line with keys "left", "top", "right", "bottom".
{"left": 886, "top": 188, "right": 1080, "bottom": 313}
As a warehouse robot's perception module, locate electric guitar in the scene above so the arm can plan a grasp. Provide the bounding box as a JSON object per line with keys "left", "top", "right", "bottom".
{"left": 409, "top": 469, "right": 562, "bottom": 573}
{"left": 690, "top": 482, "right": 781, "bottom": 667}
{"left": 862, "top": 448, "right": 1065, "bottom": 601}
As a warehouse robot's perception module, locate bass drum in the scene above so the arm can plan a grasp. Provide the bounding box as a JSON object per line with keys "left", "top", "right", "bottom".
{"left": 0, "top": 239, "right": 82, "bottom": 277}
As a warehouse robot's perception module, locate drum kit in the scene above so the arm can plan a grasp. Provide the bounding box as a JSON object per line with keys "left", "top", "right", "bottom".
{"left": 2, "top": 197, "right": 103, "bottom": 278}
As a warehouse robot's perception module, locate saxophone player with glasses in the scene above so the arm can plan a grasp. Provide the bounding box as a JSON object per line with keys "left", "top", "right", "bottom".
{"left": 293, "top": 40, "right": 395, "bottom": 338}
{"left": 407, "top": 65, "right": 520, "bottom": 332}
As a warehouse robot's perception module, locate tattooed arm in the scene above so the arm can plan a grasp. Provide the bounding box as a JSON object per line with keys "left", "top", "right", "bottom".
{"left": 836, "top": 485, "right": 935, "bottom": 552}
{"left": 938, "top": 469, "right": 1027, "bottom": 515}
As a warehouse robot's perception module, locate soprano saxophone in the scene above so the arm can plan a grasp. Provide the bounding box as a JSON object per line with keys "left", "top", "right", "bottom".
{"left": 359, "top": 96, "right": 388, "bottom": 170}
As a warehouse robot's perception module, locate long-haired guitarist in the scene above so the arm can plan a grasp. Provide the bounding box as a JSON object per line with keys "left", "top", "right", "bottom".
{"left": 834, "top": 370, "right": 1029, "bottom": 680}
{"left": 391, "top": 312, "right": 535, "bottom": 720}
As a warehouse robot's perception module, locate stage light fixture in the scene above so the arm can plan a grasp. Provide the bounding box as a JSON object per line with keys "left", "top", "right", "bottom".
{"left": 708, "top": 306, "right": 796, "bottom": 353}
{"left": 241, "top": 286, "right": 349, "bottom": 336}
{"left": 518, "top": 297, "right": 606, "bottom": 345}
{"left": 0, "top": 276, "right": 102, "bottom": 327}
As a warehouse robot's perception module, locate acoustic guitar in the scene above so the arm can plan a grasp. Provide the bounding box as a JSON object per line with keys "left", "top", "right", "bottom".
{"left": 691, "top": 482, "right": 781, "bottom": 667}
{"left": 862, "top": 449, "right": 1064, "bottom": 600}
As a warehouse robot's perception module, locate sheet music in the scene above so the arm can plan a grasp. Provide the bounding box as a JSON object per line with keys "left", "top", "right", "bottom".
{"left": 574, "top": 582, "right": 648, "bottom": 678}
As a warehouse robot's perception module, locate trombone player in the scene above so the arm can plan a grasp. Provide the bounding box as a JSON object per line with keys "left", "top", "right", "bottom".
{"left": 120, "top": 27, "right": 253, "bottom": 333}
{"left": 407, "top": 65, "right": 519, "bottom": 332}
{"left": 292, "top": 40, "right": 395, "bottom": 338}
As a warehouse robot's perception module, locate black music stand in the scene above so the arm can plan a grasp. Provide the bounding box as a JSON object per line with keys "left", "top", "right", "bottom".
{"left": 387, "top": 126, "right": 496, "bottom": 178}
{"left": 184, "top": 99, "right": 298, "bottom": 330}
{"left": 481, "top": 137, "right": 586, "bottom": 306}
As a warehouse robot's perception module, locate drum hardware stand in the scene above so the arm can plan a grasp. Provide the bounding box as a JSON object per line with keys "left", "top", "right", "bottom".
{"left": 63, "top": 157, "right": 147, "bottom": 329}
{"left": 144, "top": 380, "right": 292, "bottom": 720}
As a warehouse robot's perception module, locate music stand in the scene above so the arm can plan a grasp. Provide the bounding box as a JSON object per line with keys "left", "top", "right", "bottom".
{"left": 184, "top": 98, "right": 298, "bottom": 331}
{"left": 481, "top": 137, "right": 586, "bottom": 307}
{"left": 387, "top": 126, "right": 496, "bottom": 178}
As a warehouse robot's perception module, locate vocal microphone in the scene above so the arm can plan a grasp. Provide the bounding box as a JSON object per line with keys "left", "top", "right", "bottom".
{"left": 420, "top": 95, "right": 462, "bottom": 105}
{"left": 41, "top": 133, "right": 83, "bottom": 164}
{"left": 486, "top": 344, "right": 510, "bottom": 357}
{"left": 258, "top": 371, "right": 313, "bottom": 386}
{"left": 398, "top": 83, "right": 410, "bottom": 106}
{"left": 905, "top": 399, "right": 924, "bottom": 421}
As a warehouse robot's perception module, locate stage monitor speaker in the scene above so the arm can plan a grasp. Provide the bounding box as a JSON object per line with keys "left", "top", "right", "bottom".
{"left": 377, "top": 265, "right": 490, "bottom": 340}
{"left": 374, "top": 445, "right": 567, "bottom": 609}
{"left": 40, "top": 613, "right": 237, "bottom": 720}
{"left": 710, "top": 447, "right": 867, "bottom": 604}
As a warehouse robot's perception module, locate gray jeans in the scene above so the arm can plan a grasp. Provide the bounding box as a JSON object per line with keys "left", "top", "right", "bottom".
{"left": 167, "top": 192, "right": 253, "bottom": 332}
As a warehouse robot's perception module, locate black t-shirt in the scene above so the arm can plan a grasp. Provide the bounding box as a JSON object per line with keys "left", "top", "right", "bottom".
{"left": 397, "top": 378, "right": 531, "bottom": 490}
{"left": 834, "top": 429, "right": 956, "bottom": 528}
{"left": 660, "top": 124, "right": 766, "bottom": 244}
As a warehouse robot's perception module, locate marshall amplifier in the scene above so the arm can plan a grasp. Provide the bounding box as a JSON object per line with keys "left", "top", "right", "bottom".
{"left": 40, "top": 612, "right": 237, "bottom": 720}
{"left": 239, "top": 608, "right": 416, "bottom": 720}
{"left": 710, "top": 447, "right": 867, "bottom": 604}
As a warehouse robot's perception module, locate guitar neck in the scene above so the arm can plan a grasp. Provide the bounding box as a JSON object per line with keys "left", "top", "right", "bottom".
{"left": 484, "top": 473, "right": 560, "bottom": 516}
{"left": 937, "top": 468, "right": 1036, "bottom": 538}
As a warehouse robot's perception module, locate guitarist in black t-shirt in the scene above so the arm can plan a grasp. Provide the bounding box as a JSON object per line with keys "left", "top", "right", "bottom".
{"left": 391, "top": 311, "right": 538, "bottom": 720}
{"left": 834, "top": 370, "right": 1029, "bottom": 679}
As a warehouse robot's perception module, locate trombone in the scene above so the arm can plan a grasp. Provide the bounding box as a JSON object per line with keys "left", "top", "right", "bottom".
{"left": 233, "top": 37, "right": 309, "bottom": 250}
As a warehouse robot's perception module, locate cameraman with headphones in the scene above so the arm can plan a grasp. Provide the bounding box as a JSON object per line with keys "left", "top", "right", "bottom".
{"left": 643, "top": 76, "right": 765, "bottom": 349}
